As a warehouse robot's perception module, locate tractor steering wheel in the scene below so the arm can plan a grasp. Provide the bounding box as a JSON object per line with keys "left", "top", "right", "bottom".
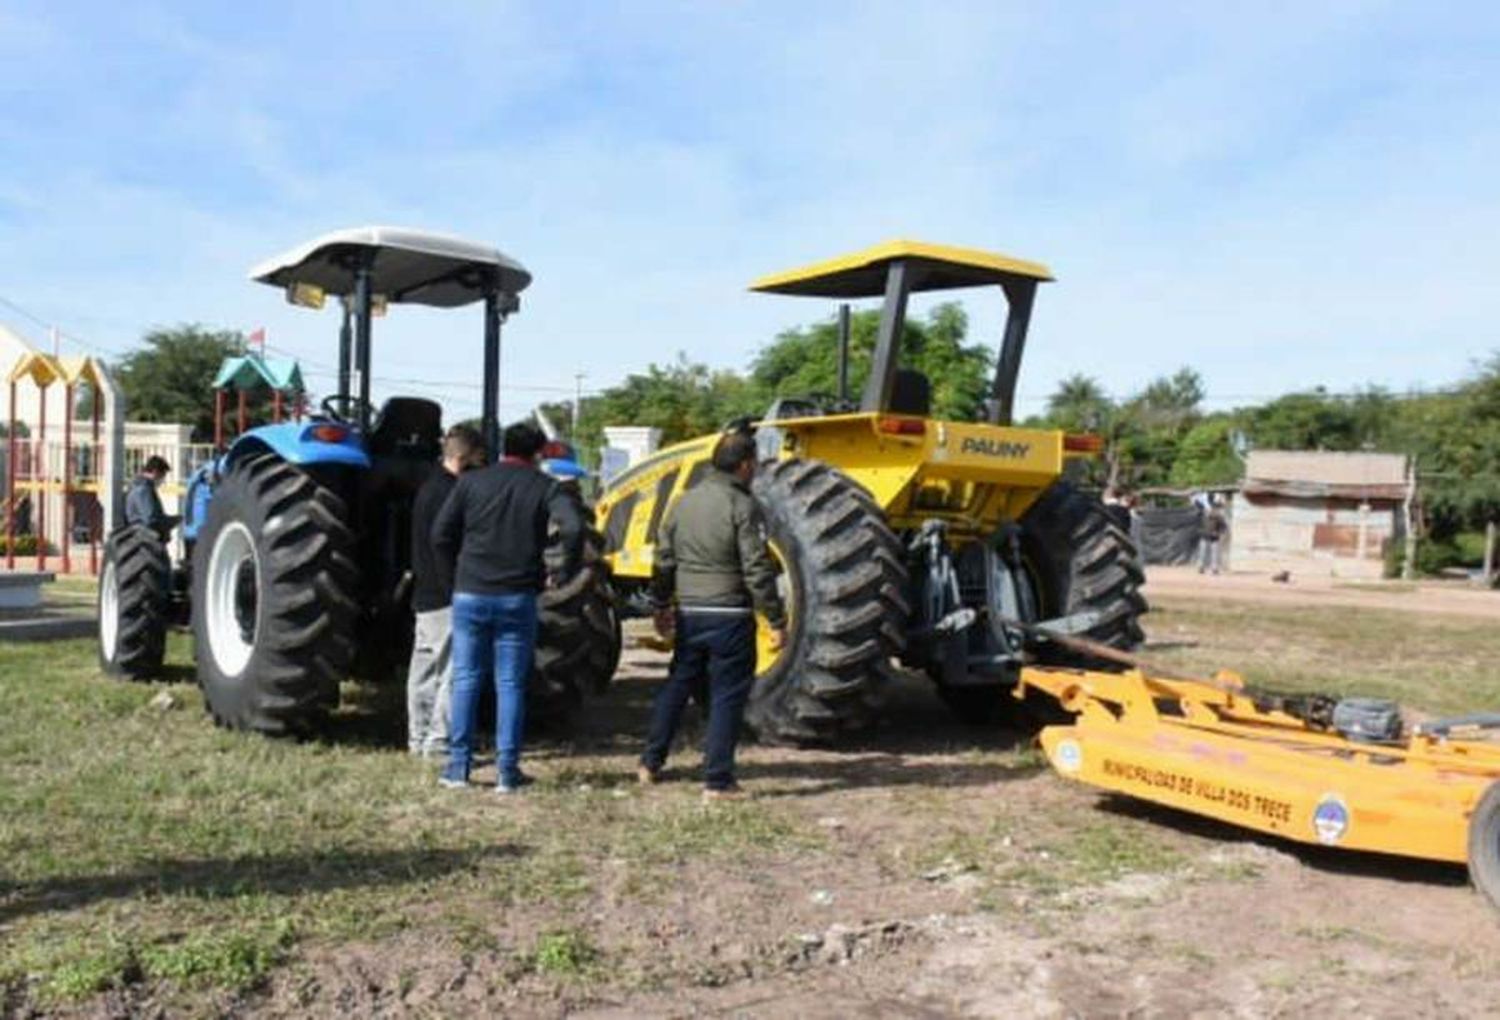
{"left": 319, "top": 395, "right": 369, "bottom": 423}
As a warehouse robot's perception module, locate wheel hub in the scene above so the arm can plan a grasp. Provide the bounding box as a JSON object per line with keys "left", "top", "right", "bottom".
{"left": 205, "top": 521, "right": 259, "bottom": 677}
{"left": 99, "top": 559, "right": 119, "bottom": 659}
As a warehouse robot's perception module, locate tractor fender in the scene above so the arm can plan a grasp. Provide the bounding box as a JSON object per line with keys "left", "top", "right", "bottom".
{"left": 224, "top": 422, "right": 371, "bottom": 472}
{"left": 181, "top": 463, "right": 216, "bottom": 543}
{"left": 186, "top": 424, "right": 368, "bottom": 540}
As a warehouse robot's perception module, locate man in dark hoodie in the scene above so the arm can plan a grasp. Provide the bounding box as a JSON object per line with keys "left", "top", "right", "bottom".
{"left": 432, "top": 421, "right": 584, "bottom": 794}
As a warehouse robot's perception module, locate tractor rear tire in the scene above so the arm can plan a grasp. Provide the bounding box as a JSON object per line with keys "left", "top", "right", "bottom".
{"left": 1020, "top": 480, "right": 1148, "bottom": 663}
{"left": 936, "top": 480, "right": 1147, "bottom": 727}
{"left": 98, "top": 525, "right": 170, "bottom": 680}
{"left": 748, "top": 459, "right": 909, "bottom": 744}
{"left": 531, "top": 493, "right": 619, "bottom": 726}
{"left": 192, "top": 454, "right": 360, "bottom": 735}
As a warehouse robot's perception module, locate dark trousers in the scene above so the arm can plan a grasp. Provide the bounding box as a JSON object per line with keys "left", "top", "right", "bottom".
{"left": 642, "top": 612, "right": 755, "bottom": 790}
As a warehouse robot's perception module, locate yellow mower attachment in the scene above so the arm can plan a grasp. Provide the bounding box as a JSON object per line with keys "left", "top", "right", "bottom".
{"left": 1020, "top": 663, "right": 1500, "bottom": 909}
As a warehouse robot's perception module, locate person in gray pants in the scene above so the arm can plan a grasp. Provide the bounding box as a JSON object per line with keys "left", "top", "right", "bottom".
{"left": 407, "top": 425, "right": 484, "bottom": 757}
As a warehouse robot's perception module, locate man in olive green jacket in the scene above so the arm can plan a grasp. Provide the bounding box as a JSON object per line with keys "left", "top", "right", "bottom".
{"left": 640, "top": 432, "right": 786, "bottom": 799}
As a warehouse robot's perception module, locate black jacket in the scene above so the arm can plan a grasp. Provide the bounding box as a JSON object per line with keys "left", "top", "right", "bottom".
{"left": 124, "top": 475, "right": 177, "bottom": 538}
{"left": 410, "top": 468, "right": 458, "bottom": 613}
{"left": 431, "top": 459, "right": 585, "bottom": 596}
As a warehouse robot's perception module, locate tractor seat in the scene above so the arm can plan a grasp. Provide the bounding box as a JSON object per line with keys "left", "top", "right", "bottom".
{"left": 368, "top": 397, "right": 442, "bottom": 460}
{"left": 889, "top": 369, "right": 932, "bottom": 416}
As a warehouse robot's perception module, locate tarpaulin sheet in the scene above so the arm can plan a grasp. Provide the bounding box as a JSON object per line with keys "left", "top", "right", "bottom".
{"left": 1136, "top": 506, "right": 1205, "bottom": 565}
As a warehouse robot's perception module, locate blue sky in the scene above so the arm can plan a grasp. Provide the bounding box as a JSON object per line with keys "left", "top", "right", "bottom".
{"left": 0, "top": 1, "right": 1496, "bottom": 423}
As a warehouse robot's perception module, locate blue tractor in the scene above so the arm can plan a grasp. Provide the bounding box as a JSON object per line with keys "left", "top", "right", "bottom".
{"left": 96, "top": 228, "right": 619, "bottom": 734}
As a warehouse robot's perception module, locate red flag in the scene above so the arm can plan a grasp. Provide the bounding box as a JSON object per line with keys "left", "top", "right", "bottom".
{"left": 247, "top": 327, "right": 266, "bottom": 354}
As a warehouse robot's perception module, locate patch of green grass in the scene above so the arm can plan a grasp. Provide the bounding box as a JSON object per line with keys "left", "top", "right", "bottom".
{"left": 1208, "top": 858, "right": 1265, "bottom": 882}
{"left": 35, "top": 940, "right": 136, "bottom": 1002}
{"left": 531, "top": 929, "right": 599, "bottom": 977}
{"left": 137, "top": 922, "right": 295, "bottom": 989}
{"left": 614, "top": 798, "right": 812, "bottom": 866}
{"left": 1060, "top": 821, "right": 1184, "bottom": 882}
{"left": 1145, "top": 599, "right": 1500, "bottom": 716}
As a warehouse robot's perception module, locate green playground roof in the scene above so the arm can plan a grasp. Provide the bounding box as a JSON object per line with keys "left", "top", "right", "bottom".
{"left": 212, "top": 354, "right": 305, "bottom": 393}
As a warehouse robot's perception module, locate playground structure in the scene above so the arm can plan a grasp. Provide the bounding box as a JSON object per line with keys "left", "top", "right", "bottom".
{"left": 4, "top": 351, "right": 124, "bottom": 575}
{"left": 210, "top": 353, "right": 307, "bottom": 450}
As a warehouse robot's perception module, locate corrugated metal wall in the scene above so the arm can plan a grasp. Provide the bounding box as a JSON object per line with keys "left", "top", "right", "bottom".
{"left": 1229, "top": 492, "right": 1400, "bottom": 578}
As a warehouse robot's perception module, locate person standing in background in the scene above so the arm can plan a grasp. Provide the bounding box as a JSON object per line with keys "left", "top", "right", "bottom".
{"left": 1199, "top": 495, "right": 1229, "bottom": 575}
{"left": 406, "top": 424, "right": 485, "bottom": 758}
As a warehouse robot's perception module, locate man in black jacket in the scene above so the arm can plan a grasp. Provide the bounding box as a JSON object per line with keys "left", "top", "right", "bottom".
{"left": 124, "top": 456, "right": 178, "bottom": 540}
{"left": 432, "top": 421, "right": 584, "bottom": 794}
{"left": 406, "top": 424, "right": 484, "bottom": 758}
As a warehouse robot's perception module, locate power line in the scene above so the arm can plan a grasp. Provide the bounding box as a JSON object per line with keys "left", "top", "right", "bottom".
{"left": 0, "top": 294, "right": 124, "bottom": 359}
{"left": 298, "top": 367, "right": 598, "bottom": 395}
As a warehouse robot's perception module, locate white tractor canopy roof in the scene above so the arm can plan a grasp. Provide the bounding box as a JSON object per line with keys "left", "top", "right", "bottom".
{"left": 249, "top": 226, "right": 532, "bottom": 308}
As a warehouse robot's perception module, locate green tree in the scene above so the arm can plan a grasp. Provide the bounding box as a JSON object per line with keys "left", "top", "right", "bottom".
{"left": 1044, "top": 374, "right": 1112, "bottom": 432}
{"left": 1243, "top": 388, "right": 1361, "bottom": 451}
{"left": 749, "top": 303, "right": 992, "bottom": 420}
{"left": 1169, "top": 417, "right": 1243, "bottom": 487}
{"left": 1112, "top": 367, "right": 1206, "bottom": 487}
{"left": 572, "top": 355, "right": 760, "bottom": 463}
{"left": 111, "top": 325, "right": 258, "bottom": 442}
{"left": 1387, "top": 359, "right": 1500, "bottom": 540}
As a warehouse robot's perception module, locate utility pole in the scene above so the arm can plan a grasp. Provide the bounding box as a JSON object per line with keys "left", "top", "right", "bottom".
{"left": 572, "top": 371, "right": 586, "bottom": 439}
{"left": 1401, "top": 457, "right": 1418, "bottom": 582}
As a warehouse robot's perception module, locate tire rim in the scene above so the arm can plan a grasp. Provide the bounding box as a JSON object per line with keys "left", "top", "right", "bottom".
{"left": 205, "top": 521, "right": 259, "bottom": 677}
{"left": 755, "top": 541, "right": 795, "bottom": 677}
{"left": 99, "top": 559, "right": 119, "bottom": 661}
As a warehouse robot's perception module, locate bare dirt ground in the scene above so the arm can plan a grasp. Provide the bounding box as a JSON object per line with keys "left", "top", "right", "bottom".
{"left": 262, "top": 586, "right": 1500, "bottom": 1018}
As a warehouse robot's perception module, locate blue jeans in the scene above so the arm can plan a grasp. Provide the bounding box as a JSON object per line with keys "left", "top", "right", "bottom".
{"left": 642, "top": 612, "right": 756, "bottom": 790}
{"left": 444, "top": 591, "right": 538, "bottom": 786}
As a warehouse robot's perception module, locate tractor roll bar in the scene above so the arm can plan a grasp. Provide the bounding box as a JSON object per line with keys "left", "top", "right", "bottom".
{"left": 989, "top": 279, "right": 1037, "bottom": 426}
{"left": 353, "top": 261, "right": 374, "bottom": 427}
{"left": 481, "top": 284, "right": 520, "bottom": 463}
{"left": 859, "top": 260, "right": 913, "bottom": 413}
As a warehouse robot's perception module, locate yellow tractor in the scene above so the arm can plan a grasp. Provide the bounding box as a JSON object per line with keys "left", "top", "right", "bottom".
{"left": 595, "top": 240, "right": 1147, "bottom": 743}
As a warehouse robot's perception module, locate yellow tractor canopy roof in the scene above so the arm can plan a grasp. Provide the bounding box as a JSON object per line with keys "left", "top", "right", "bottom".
{"left": 750, "top": 239, "right": 1054, "bottom": 297}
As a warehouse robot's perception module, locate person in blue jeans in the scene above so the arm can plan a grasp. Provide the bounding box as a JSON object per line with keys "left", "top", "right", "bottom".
{"left": 640, "top": 432, "right": 786, "bottom": 800}
{"left": 431, "top": 421, "right": 583, "bottom": 794}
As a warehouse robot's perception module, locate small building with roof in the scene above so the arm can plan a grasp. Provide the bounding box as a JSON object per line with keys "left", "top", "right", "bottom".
{"left": 1230, "top": 450, "right": 1412, "bottom": 578}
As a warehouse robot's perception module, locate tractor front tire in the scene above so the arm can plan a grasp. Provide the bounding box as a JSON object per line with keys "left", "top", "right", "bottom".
{"left": 191, "top": 455, "right": 360, "bottom": 735}
{"left": 531, "top": 495, "right": 619, "bottom": 726}
{"left": 98, "top": 525, "right": 170, "bottom": 680}
{"left": 748, "top": 459, "right": 909, "bottom": 744}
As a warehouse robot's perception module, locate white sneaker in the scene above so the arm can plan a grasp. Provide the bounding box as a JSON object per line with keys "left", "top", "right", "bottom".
{"left": 438, "top": 776, "right": 467, "bottom": 790}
